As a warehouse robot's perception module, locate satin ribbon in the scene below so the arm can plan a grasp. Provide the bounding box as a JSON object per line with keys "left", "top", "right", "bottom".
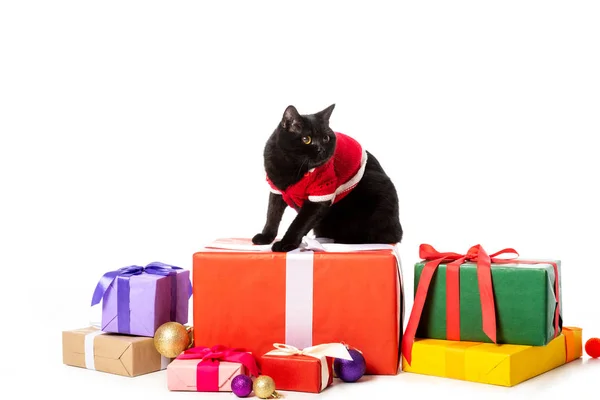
{"left": 265, "top": 343, "right": 353, "bottom": 391}
{"left": 84, "top": 330, "right": 105, "bottom": 370}
{"left": 402, "top": 244, "right": 561, "bottom": 366}
{"left": 176, "top": 345, "right": 259, "bottom": 391}
{"left": 205, "top": 236, "right": 404, "bottom": 359}
{"left": 90, "top": 262, "right": 193, "bottom": 334}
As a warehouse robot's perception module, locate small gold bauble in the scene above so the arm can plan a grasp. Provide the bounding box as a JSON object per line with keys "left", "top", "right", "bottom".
{"left": 253, "top": 375, "right": 280, "bottom": 399}
{"left": 153, "top": 322, "right": 192, "bottom": 358}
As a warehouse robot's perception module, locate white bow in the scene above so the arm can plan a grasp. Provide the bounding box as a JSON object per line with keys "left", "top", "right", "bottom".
{"left": 266, "top": 342, "right": 353, "bottom": 360}
{"left": 265, "top": 342, "right": 354, "bottom": 391}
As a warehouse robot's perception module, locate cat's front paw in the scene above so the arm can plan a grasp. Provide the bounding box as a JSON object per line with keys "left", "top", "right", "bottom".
{"left": 271, "top": 240, "right": 300, "bottom": 252}
{"left": 252, "top": 233, "right": 275, "bottom": 245}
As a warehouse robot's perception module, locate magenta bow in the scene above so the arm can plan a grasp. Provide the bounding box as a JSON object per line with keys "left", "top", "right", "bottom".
{"left": 176, "top": 345, "right": 259, "bottom": 391}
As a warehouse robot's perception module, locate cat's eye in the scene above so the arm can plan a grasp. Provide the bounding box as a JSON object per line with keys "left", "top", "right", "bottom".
{"left": 323, "top": 135, "right": 330, "bottom": 143}
{"left": 302, "top": 136, "right": 312, "bottom": 145}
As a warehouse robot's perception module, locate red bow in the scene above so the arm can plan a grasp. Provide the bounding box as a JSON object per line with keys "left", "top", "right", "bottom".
{"left": 402, "top": 244, "right": 560, "bottom": 366}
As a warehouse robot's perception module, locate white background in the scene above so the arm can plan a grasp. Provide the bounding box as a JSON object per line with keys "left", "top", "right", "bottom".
{"left": 1, "top": 1, "right": 599, "bottom": 399}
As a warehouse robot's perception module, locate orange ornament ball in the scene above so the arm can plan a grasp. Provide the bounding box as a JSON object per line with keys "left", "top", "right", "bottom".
{"left": 585, "top": 338, "right": 600, "bottom": 358}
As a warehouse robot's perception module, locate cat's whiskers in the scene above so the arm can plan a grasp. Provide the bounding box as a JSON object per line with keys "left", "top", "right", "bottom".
{"left": 295, "top": 157, "right": 309, "bottom": 180}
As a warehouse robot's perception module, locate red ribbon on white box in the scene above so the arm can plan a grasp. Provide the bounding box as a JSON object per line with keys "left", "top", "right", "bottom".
{"left": 204, "top": 237, "right": 404, "bottom": 359}
{"left": 265, "top": 343, "right": 353, "bottom": 391}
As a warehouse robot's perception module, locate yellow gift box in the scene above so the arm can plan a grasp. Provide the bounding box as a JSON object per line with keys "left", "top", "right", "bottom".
{"left": 402, "top": 326, "right": 582, "bottom": 387}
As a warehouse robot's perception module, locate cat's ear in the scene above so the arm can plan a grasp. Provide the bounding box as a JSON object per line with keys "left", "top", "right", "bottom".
{"left": 317, "top": 103, "right": 335, "bottom": 122}
{"left": 282, "top": 105, "right": 303, "bottom": 134}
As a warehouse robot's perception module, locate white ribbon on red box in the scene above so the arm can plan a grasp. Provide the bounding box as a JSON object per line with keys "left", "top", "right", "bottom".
{"left": 265, "top": 342, "right": 353, "bottom": 391}
{"left": 204, "top": 236, "right": 404, "bottom": 357}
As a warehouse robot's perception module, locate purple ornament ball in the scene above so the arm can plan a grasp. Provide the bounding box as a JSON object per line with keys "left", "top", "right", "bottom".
{"left": 231, "top": 374, "right": 253, "bottom": 397}
{"left": 334, "top": 348, "right": 366, "bottom": 382}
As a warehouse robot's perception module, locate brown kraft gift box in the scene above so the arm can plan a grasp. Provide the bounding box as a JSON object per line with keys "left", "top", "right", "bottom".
{"left": 62, "top": 326, "right": 170, "bottom": 377}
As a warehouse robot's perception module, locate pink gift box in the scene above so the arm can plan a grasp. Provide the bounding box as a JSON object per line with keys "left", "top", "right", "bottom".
{"left": 166, "top": 346, "right": 258, "bottom": 392}
{"left": 167, "top": 359, "right": 246, "bottom": 391}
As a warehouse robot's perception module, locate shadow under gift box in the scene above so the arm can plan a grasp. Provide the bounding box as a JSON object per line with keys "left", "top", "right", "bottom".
{"left": 402, "top": 326, "right": 582, "bottom": 387}
{"left": 192, "top": 241, "right": 404, "bottom": 375}
{"left": 62, "top": 327, "right": 170, "bottom": 377}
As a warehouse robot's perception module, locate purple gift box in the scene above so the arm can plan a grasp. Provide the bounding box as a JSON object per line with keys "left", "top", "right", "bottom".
{"left": 91, "top": 262, "right": 192, "bottom": 337}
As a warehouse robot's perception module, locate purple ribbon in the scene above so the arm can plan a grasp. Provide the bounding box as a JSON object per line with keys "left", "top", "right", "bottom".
{"left": 91, "top": 262, "right": 193, "bottom": 334}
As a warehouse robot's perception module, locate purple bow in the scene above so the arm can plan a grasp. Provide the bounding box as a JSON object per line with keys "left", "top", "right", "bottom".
{"left": 91, "top": 262, "right": 192, "bottom": 334}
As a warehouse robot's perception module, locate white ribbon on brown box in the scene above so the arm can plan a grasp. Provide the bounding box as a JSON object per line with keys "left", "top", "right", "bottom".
{"left": 204, "top": 236, "right": 405, "bottom": 356}
{"left": 85, "top": 330, "right": 105, "bottom": 370}
{"left": 265, "top": 342, "right": 353, "bottom": 391}
{"left": 83, "top": 328, "right": 170, "bottom": 371}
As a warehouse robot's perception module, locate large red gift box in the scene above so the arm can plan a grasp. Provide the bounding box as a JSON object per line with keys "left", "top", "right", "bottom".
{"left": 192, "top": 238, "right": 405, "bottom": 375}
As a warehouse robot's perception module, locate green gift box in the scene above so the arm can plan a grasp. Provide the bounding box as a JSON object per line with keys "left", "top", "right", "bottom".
{"left": 402, "top": 244, "right": 562, "bottom": 356}
{"left": 414, "top": 259, "right": 562, "bottom": 345}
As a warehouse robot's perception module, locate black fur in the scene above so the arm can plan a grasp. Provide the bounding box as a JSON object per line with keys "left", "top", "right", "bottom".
{"left": 253, "top": 104, "right": 403, "bottom": 252}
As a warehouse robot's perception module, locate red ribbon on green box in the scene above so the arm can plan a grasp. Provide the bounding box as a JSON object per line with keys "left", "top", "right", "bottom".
{"left": 402, "top": 244, "right": 561, "bottom": 365}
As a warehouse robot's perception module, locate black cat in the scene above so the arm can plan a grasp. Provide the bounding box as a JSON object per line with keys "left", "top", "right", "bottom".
{"left": 252, "top": 104, "right": 403, "bottom": 252}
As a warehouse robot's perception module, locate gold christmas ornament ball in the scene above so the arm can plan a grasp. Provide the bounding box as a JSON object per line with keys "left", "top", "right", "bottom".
{"left": 153, "top": 322, "right": 192, "bottom": 358}
{"left": 253, "top": 375, "right": 279, "bottom": 399}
